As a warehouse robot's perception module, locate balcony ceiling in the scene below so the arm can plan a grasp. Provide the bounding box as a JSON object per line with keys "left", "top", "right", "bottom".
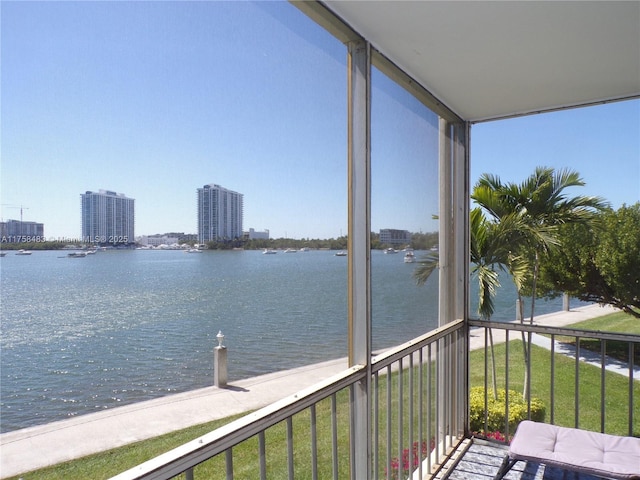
{"left": 323, "top": 1, "right": 640, "bottom": 122}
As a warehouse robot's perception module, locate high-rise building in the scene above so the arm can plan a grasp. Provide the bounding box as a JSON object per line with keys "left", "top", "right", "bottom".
{"left": 81, "top": 190, "right": 135, "bottom": 245}
{"left": 0, "top": 220, "right": 44, "bottom": 241}
{"left": 197, "top": 184, "right": 243, "bottom": 243}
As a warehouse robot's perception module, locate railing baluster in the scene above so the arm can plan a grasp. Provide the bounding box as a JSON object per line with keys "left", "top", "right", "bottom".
{"left": 349, "top": 384, "right": 355, "bottom": 480}
{"left": 444, "top": 335, "right": 450, "bottom": 452}
{"left": 483, "top": 327, "right": 489, "bottom": 436}
{"left": 427, "top": 343, "right": 432, "bottom": 475}
{"left": 286, "top": 417, "right": 294, "bottom": 480}
{"left": 630, "top": 342, "right": 635, "bottom": 437}
{"left": 258, "top": 431, "right": 266, "bottom": 480}
{"left": 504, "top": 330, "right": 509, "bottom": 440}
{"left": 310, "top": 404, "right": 318, "bottom": 480}
{"left": 185, "top": 467, "right": 193, "bottom": 480}
{"left": 455, "top": 328, "right": 468, "bottom": 437}
{"left": 526, "top": 331, "right": 532, "bottom": 418}
{"left": 435, "top": 339, "right": 441, "bottom": 462}
{"left": 225, "top": 448, "right": 233, "bottom": 480}
{"left": 550, "top": 333, "right": 555, "bottom": 425}
{"left": 386, "top": 365, "right": 392, "bottom": 479}
{"left": 331, "top": 393, "right": 338, "bottom": 480}
{"left": 601, "top": 340, "right": 606, "bottom": 433}
{"left": 397, "top": 358, "right": 403, "bottom": 477}
{"left": 418, "top": 347, "right": 424, "bottom": 480}
{"left": 575, "top": 336, "right": 581, "bottom": 429}
{"left": 409, "top": 353, "right": 415, "bottom": 477}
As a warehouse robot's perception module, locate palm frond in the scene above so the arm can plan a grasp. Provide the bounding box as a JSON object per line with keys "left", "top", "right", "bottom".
{"left": 414, "top": 251, "right": 439, "bottom": 286}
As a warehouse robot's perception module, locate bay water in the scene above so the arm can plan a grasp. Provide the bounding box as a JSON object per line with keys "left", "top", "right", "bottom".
{"left": 0, "top": 249, "right": 570, "bottom": 433}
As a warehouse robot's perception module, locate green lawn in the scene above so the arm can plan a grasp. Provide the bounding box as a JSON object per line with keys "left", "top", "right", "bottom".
{"left": 567, "top": 311, "right": 640, "bottom": 333}
{"left": 469, "top": 340, "right": 640, "bottom": 437}
{"left": 8, "top": 311, "right": 639, "bottom": 479}
{"left": 549, "top": 311, "right": 640, "bottom": 364}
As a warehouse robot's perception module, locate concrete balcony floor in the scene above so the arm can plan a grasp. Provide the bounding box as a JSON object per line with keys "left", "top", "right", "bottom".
{"left": 438, "top": 438, "right": 607, "bottom": 480}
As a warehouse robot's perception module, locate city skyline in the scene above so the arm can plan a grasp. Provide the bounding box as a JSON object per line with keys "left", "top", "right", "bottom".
{"left": 2, "top": 2, "right": 638, "bottom": 240}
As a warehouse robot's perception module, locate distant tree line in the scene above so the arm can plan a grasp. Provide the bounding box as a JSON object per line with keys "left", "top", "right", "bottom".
{"left": 204, "top": 230, "right": 439, "bottom": 251}
{"left": 0, "top": 241, "right": 67, "bottom": 250}
{"left": 0, "top": 231, "right": 440, "bottom": 252}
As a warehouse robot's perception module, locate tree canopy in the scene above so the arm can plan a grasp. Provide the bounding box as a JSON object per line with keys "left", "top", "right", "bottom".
{"left": 536, "top": 203, "right": 640, "bottom": 318}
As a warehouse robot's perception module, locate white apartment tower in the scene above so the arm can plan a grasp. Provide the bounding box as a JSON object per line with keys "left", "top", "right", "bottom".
{"left": 81, "top": 190, "right": 135, "bottom": 245}
{"left": 197, "top": 184, "right": 244, "bottom": 243}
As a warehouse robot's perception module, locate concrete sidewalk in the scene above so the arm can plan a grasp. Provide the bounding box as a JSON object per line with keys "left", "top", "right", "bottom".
{"left": 467, "top": 303, "right": 619, "bottom": 350}
{"left": 0, "top": 304, "right": 620, "bottom": 478}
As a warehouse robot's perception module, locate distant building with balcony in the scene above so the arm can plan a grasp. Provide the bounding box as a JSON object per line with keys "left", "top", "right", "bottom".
{"left": 379, "top": 228, "right": 411, "bottom": 246}
{"left": 0, "top": 219, "right": 44, "bottom": 242}
{"left": 245, "top": 228, "right": 269, "bottom": 240}
{"left": 197, "top": 184, "right": 243, "bottom": 243}
{"left": 138, "top": 234, "right": 180, "bottom": 247}
{"left": 81, "top": 189, "right": 135, "bottom": 245}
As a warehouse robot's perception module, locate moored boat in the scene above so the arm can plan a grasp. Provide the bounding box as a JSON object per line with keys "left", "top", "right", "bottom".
{"left": 404, "top": 251, "right": 416, "bottom": 263}
{"left": 15, "top": 249, "right": 32, "bottom": 255}
{"left": 262, "top": 249, "right": 277, "bottom": 254}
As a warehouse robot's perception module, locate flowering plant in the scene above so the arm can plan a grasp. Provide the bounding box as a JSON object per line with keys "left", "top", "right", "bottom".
{"left": 479, "top": 430, "right": 510, "bottom": 443}
{"left": 386, "top": 439, "right": 435, "bottom": 480}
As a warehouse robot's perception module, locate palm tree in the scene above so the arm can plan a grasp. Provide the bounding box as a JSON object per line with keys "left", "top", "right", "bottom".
{"left": 473, "top": 166, "right": 608, "bottom": 323}
{"left": 415, "top": 208, "right": 530, "bottom": 398}
{"left": 470, "top": 208, "right": 530, "bottom": 399}
{"left": 472, "top": 166, "right": 607, "bottom": 398}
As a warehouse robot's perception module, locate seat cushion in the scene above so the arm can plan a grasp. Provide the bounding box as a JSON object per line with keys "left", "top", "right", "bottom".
{"left": 509, "top": 421, "right": 640, "bottom": 479}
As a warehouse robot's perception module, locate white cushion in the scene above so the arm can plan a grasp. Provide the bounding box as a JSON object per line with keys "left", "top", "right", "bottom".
{"left": 509, "top": 421, "right": 640, "bottom": 479}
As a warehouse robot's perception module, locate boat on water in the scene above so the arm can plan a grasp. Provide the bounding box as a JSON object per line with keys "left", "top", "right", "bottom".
{"left": 404, "top": 251, "right": 416, "bottom": 263}
{"left": 15, "top": 249, "right": 32, "bottom": 256}
{"left": 185, "top": 248, "right": 202, "bottom": 253}
{"left": 334, "top": 250, "right": 347, "bottom": 256}
{"left": 299, "top": 247, "right": 310, "bottom": 252}
{"left": 68, "top": 252, "right": 88, "bottom": 258}
{"left": 262, "top": 249, "right": 277, "bottom": 254}
{"left": 0, "top": 252, "right": 6, "bottom": 257}
{"left": 384, "top": 247, "right": 397, "bottom": 254}
{"left": 283, "top": 248, "right": 297, "bottom": 253}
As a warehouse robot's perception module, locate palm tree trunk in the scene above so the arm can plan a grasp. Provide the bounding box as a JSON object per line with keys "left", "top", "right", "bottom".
{"left": 529, "top": 251, "right": 540, "bottom": 325}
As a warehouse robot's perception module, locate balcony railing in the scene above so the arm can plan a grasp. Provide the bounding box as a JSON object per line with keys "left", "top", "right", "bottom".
{"left": 111, "top": 319, "right": 639, "bottom": 480}
{"left": 111, "top": 320, "right": 467, "bottom": 480}
{"left": 469, "top": 320, "right": 639, "bottom": 441}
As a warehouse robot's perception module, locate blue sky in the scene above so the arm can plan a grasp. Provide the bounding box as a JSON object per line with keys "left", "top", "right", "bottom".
{"left": 471, "top": 101, "right": 640, "bottom": 210}
{"left": 2, "top": 1, "right": 638, "bottom": 240}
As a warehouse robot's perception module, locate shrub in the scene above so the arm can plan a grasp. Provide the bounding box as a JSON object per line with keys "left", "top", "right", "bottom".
{"left": 469, "top": 387, "right": 545, "bottom": 433}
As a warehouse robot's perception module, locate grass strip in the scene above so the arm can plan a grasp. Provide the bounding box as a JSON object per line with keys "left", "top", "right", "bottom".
{"left": 542, "top": 311, "right": 640, "bottom": 364}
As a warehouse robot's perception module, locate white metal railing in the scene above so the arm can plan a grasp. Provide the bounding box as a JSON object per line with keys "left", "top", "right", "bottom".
{"left": 110, "top": 320, "right": 467, "bottom": 480}
{"left": 469, "top": 320, "right": 639, "bottom": 441}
